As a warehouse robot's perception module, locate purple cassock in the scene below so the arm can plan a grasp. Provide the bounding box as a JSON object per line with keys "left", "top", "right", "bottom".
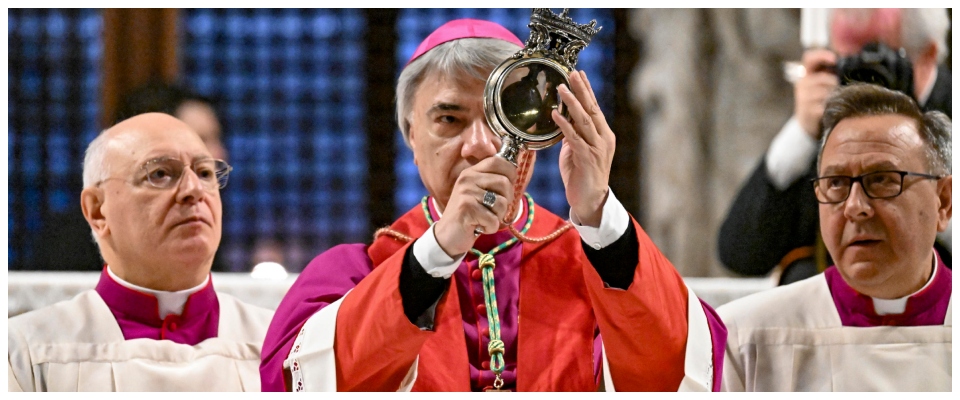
{"left": 94, "top": 267, "right": 220, "bottom": 346}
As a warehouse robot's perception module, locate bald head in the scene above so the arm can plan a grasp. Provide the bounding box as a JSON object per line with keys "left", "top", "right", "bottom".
{"left": 83, "top": 113, "right": 207, "bottom": 189}
{"left": 107, "top": 111, "right": 196, "bottom": 134}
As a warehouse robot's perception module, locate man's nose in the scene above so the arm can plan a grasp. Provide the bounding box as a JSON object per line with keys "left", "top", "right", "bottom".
{"left": 176, "top": 168, "right": 206, "bottom": 205}
{"left": 842, "top": 182, "right": 874, "bottom": 221}
{"left": 461, "top": 118, "right": 500, "bottom": 162}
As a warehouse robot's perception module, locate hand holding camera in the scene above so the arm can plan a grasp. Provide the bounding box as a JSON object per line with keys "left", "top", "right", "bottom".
{"left": 790, "top": 42, "right": 916, "bottom": 140}
{"left": 794, "top": 49, "right": 839, "bottom": 139}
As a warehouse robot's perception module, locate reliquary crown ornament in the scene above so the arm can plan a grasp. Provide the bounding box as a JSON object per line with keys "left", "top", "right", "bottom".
{"left": 520, "top": 8, "right": 601, "bottom": 71}
{"left": 484, "top": 8, "right": 602, "bottom": 164}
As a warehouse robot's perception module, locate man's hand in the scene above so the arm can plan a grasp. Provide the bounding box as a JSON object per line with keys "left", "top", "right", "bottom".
{"left": 795, "top": 49, "right": 839, "bottom": 139}
{"left": 434, "top": 157, "right": 517, "bottom": 257}
{"left": 553, "top": 70, "right": 615, "bottom": 228}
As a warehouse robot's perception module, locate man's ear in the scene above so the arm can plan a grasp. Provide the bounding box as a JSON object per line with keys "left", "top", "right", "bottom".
{"left": 80, "top": 187, "right": 109, "bottom": 239}
{"left": 936, "top": 175, "right": 952, "bottom": 232}
{"left": 912, "top": 41, "right": 939, "bottom": 96}
{"left": 919, "top": 40, "right": 939, "bottom": 65}
{"left": 406, "top": 120, "right": 419, "bottom": 166}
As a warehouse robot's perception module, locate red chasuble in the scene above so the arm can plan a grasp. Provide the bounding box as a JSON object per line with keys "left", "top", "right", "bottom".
{"left": 332, "top": 202, "right": 692, "bottom": 391}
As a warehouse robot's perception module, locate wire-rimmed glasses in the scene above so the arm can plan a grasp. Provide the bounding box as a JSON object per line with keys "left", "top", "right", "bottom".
{"left": 97, "top": 157, "right": 233, "bottom": 191}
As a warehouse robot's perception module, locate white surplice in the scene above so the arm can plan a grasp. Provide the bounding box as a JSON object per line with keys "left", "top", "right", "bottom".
{"left": 8, "top": 290, "right": 273, "bottom": 391}
{"left": 718, "top": 274, "right": 952, "bottom": 391}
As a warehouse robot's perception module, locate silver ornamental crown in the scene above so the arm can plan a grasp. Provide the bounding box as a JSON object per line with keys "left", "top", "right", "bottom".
{"left": 518, "top": 8, "right": 602, "bottom": 71}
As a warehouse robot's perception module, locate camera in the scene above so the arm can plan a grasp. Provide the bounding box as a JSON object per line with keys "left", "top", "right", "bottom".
{"left": 834, "top": 42, "right": 916, "bottom": 101}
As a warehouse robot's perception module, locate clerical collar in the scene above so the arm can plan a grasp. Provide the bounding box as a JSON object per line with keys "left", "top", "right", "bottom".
{"left": 96, "top": 266, "right": 220, "bottom": 345}
{"left": 825, "top": 250, "right": 952, "bottom": 327}
{"left": 107, "top": 265, "right": 210, "bottom": 318}
{"left": 870, "top": 253, "right": 938, "bottom": 315}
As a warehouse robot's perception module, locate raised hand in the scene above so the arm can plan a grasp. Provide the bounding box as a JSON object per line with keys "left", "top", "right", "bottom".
{"left": 552, "top": 70, "right": 616, "bottom": 228}
{"left": 795, "top": 49, "right": 839, "bottom": 139}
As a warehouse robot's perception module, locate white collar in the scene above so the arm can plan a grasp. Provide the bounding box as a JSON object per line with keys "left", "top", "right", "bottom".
{"left": 106, "top": 265, "right": 210, "bottom": 318}
{"left": 871, "top": 253, "right": 938, "bottom": 315}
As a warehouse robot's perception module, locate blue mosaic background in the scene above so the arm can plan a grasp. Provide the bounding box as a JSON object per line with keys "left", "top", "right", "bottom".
{"left": 8, "top": 9, "right": 103, "bottom": 267}
{"left": 8, "top": 9, "right": 615, "bottom": 271}
{"left": 180, "top": 9, "right": 369, "bottom": 271}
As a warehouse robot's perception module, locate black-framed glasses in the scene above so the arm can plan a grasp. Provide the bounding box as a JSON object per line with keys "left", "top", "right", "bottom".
{"left": 812, "top": 170, "right": 942, "bottom": 204}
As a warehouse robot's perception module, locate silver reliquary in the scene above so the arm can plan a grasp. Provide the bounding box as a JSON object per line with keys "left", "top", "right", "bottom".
{"left": 484, "top": 8, "right": 601, "bottom": 165}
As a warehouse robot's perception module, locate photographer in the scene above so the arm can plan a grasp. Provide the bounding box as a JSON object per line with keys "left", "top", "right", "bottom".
{"left": 718, "top": 8, "right": 951, "bottom": 284}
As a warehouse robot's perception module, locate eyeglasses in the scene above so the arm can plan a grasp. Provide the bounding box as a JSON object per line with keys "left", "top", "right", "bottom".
{"left": 812, "top": 170, "right": 942, "bottom": 204}
{"left": 98, "top": 157, "right": 233, "bottom": 191}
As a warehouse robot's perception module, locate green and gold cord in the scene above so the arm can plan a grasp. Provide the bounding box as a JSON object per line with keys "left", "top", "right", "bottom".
{"left": 422, "top": 193, "right": 535, "bottom": 389}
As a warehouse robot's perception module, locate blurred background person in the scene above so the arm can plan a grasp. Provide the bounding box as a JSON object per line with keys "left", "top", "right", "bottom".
{"left": 116, "top": 81, "right": 228, "bottom": 160}
{"left": 718, "top": 8, "right": 951, "bottom": 284}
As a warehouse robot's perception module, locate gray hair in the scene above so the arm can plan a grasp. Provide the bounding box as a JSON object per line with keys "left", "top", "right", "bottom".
{"left": 81, "top": 130, "right": 112, "bottom": 245}
{"left": 900, "top": 8, "right": 950, "bottom": 64}
{"left": 818, "top": 83, "right": 951, "bottom": 176}
{"left": 395, "top": 38, "right": 522, "bottom": 148}
{"left": 82, "top": 130, "right": 112, "bottom": 188}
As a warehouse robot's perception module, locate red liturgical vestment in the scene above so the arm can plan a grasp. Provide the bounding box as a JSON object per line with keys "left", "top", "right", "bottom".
{"left": 260, "top": 201, "right": 725, "bottom": 391}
